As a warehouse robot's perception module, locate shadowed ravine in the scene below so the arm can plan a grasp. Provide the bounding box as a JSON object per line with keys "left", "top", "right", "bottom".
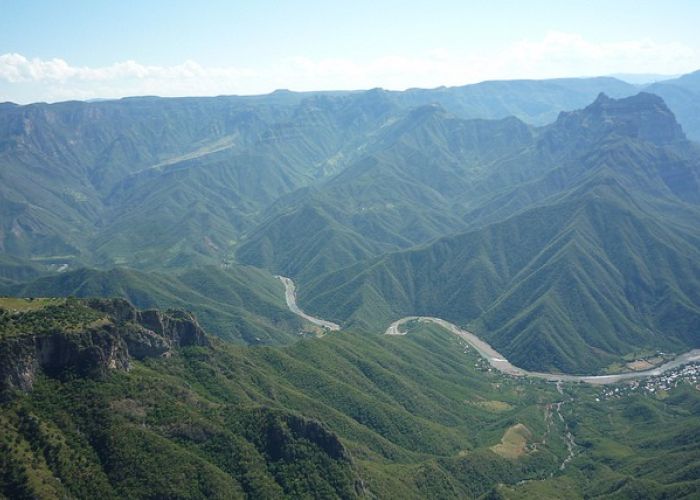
{"left": 279, "top": 277, "right": 700, "bottom": 385}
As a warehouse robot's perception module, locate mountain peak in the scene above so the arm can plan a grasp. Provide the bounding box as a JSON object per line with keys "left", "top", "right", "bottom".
{"left": 590, "top": 91, "right": 664, "bottom": 108}
{"left": 554, "top": 92, "right": 686, "bottom": 146}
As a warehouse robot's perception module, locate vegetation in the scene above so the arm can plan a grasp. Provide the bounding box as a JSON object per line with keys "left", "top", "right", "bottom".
{"left": 2, "top": 73, "right": 700, "bottom": 496}
{"left": 1, "top": 82, "right": 699, "bottom": 373}
{"left": 293, "top": 93, "right": 700, "bottom": 373}
{"left": 1, "top": 302, "right": 699, "bottom": 498}
{"left": 0, "top": 297, "right": 102, "bottom": 339}
{"left": 490, "top": 424, "right": 533, "bottom": 459}
{"left": 1, "top": 265, "right": 306, "bottom": 344}
{"left": 0, "top": 297, "right": 62, "bottom": 312}
{"left": 0, "top": 75, "right": 696, "bottom": 269}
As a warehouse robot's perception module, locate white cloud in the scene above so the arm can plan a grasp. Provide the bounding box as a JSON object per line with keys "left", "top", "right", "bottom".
{"left": 1, "top": 32, "right": 698, "bottom": 103}
{"left": 0, "top": 53, "right": 257, "bottom": 83}
{"left": 282, "top": 32, "right": 699, "bottom": 90}
{"left": 502, "top": 32, "right": 698, "bottom": 78}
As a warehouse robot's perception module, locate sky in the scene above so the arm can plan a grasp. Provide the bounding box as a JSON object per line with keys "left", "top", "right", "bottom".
{"left": 1, "top": 0, "right": 699, "bottom": 103}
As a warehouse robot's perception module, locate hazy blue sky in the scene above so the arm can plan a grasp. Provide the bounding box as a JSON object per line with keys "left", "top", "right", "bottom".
{"left": 1, "top": 0, "right": 699, "bottom": 102}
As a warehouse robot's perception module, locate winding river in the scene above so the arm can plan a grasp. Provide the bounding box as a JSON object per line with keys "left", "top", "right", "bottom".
{"left": 385, "top": 316, "right": 700, "bottom": 385}
{"left": 278, "top": 277, "right": 700, "bottom": 385}
{"left": 276, "top": 276, "right": 340, "bottom": 331}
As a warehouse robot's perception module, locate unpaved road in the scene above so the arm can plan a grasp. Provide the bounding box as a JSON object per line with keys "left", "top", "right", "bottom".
{"left": 277, "top": 276, "right": 340, "bottom": 331}
{"left": 385, "top": 316, "right": 700, "bottom": 385}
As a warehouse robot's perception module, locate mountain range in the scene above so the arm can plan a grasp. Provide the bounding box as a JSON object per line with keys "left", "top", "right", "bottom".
{"left": 293, "top": 92, "right": 700, "bottom": 372}
{"left": 1, "top": 72, "right": 700, "bottom": 374}
{"left": 0, "top": 72, "right": 697, "bottom": 268}
{"left": 2, "top": 70, "right": 700, "bottom": 498}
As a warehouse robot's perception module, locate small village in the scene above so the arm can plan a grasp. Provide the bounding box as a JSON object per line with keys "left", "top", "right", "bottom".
{"left": 595, "top": 362, "right": 700, "bottom": 401}
{"left": 459, "top": 339, "right": 700, "bottom": 401}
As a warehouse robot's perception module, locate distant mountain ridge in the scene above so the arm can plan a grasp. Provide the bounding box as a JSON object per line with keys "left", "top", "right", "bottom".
{"left": 289, "top": 92, "right": 700, "bottom": 373}
{"left": 644, "top": 69, "right": 700, "bottom": 142}
{"left": 2, "top": 73, "right": 700, "bottom": 373}
{"left": 1, "top": 72, "right": 698, "bottom": 269}
{"left": 553, "top": 92, "right": 686, "bottom": 146}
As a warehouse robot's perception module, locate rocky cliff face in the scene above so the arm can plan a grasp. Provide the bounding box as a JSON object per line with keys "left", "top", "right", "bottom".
{"left": 0, "top": 327, "right": 130, "bottom": 393}
{"left": 86, "top": 298, "right": 210, "bottom": 354}
{"left": 543, "top": 92, "right": 687, "bottom": 153}
{"left": 0, "top": 298, "right": 210, "bottom": 394}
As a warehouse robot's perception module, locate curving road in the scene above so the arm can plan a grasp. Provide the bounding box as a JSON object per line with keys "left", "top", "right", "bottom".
{"left": 385, "top": 316, "right": 700, "bottom": 385}
{"left": 277, "top": 276, "right": 340, "bottom": 331}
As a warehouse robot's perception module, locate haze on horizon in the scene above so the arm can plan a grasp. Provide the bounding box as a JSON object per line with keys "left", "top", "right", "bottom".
{"left": 1, "top": 0, "right": 699, "bottom": 104}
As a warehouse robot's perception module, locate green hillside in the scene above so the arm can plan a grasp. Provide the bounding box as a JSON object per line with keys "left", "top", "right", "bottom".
{"left": 2, "top": 79, "right": 700, "bottom": 370}
{"left": 2, "top": 75, "right": 689, "bottom": 270}
{"left": 1, "top": 300, "right": 698, "bottom": 498}
{"left": 0, "top": 92, "right": 398, "bottom": 268}
{"left": 292, "top": 93, "right": 700, "bottom": 373}
{"left": 236, "top": 110, "right": 536, "bottom": 280}
{"left": 0, "top": 265, "right": 306, "bottom": 344}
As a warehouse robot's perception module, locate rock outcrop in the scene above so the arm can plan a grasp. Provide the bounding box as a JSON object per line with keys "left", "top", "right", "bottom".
{"left": 0, "top": 298, "right": 210, "bottom": 394}
{"left": 544, "top": 92, "right": 687, "bottom": 153}
{"left": 86, "top": 298, "right": 209, "bottom": 348}
{"left": 0, "top": 328, "right": 130, "bottom": 393}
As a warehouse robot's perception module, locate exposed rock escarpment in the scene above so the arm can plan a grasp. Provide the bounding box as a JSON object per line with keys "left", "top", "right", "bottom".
{"left": 543, "top": 92, "right": 687, "bottom": 154}
{"left": 0, "top": 298, "right": 209, "bottom": 394}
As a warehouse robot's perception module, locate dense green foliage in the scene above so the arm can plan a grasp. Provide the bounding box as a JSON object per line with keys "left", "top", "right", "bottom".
{"left": 0, "top": 297, "right": 101, "bottom": 338}
{"left": 291, "top": 93, "right": 700, "bottom": 373}
{"left": 1, "top": 265, "right": 305, "bottom": 344}
{"left": 1, "top": 303, "right": 698, "bottom": 498}
{"left": 2, "top": 72, "right": 700, "bottom": 497}
{"left": 2, "top": 84, "right": 699, "bottom": 372}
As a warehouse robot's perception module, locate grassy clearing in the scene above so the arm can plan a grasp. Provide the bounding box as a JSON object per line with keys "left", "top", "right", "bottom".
{"left": 490, "top": 424, "right": 532, "bottom": 459}
{"left": 626, "top": 360, "right": 654, "bottom": 371}
{"left": 469, "top": 400, "right": 513, "bottom": 412}
{"left": 0, "top": 297, "right": 64, "bottom": 312}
